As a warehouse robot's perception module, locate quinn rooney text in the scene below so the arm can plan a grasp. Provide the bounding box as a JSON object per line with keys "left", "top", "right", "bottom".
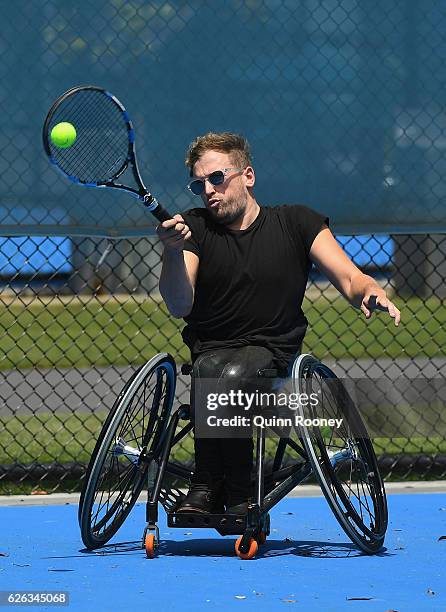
{"left": 206, "top": 415, "right": 344, "bottom": 429}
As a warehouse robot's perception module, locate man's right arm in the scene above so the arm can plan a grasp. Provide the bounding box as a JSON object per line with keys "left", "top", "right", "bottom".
{"left": 157, "top": 214, "right": 199, "bottom": 318}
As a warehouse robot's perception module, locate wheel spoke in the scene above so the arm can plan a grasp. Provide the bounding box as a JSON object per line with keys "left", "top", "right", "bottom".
{"left": 295, "top": 355, "right": 387, "bottom": 552}
{"left": 79, "top": 357, "right": 176, "bottom": 549}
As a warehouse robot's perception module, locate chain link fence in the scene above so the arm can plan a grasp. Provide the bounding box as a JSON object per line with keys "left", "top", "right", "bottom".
{"left": 1, "top": 1, "right": 446, "bottom": 492}
{"left": 0, "top": 234, "right": 445, "bottom": 493}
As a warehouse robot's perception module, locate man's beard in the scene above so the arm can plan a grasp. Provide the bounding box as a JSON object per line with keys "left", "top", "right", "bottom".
{"left": 208, "top": 193, "right": 247, "bottom": 226}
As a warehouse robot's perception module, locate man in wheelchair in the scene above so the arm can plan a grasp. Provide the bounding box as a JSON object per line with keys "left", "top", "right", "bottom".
{"left": 157, "top": 132, "right": 400, "bottom": 516}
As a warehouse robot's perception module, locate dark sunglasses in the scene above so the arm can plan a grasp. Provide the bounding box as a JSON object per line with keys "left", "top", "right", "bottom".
{"left": 187, "top": 167, "right": 244, "bottom": 196}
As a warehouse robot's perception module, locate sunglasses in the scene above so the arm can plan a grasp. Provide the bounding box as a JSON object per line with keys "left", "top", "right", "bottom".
{"left": 187, "top": 167, "right": 244, "bottom": 196}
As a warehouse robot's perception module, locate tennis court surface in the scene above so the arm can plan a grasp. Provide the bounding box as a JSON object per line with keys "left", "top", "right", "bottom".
{"left": 1, "top": 486, "right": 445, "bottom": 611}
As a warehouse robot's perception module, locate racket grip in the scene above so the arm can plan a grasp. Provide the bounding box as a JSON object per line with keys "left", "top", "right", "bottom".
{"left": 151, "top": 203, "right": 172, "bottom": 223}
{"left": 143, "top": 195, "right": 172, "bottom": 222}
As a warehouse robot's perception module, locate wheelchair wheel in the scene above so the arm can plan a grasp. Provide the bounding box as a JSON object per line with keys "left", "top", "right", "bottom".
{"left": 79, "top": 353, "right": 176, "bottom": 549}
{"left": 292, "top": 354, "right": 388, "bottom": 554}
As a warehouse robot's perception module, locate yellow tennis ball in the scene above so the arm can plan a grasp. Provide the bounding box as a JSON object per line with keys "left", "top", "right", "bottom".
{"left": 50, "top": 122, "right": 77, "bottom": 148}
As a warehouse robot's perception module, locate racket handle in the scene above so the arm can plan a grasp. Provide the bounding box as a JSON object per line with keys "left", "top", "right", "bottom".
{"left": 151, "top": 203, "right": 172, "bottom": 223}
{"left": 142, "top": 195, "right": 172, "bottom": 222}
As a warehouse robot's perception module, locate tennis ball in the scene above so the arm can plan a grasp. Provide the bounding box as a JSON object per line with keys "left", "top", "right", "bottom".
{"left": 50, "top": 122, "right": 77, "bottom": 148}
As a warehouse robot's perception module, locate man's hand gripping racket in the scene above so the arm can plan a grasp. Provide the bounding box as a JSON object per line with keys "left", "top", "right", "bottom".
{"left": 42, "top": 85, "right": 172, "bottom": 224}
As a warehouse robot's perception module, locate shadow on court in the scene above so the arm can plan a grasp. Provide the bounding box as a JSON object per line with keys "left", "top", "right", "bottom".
{"left": 72, "top": 538, "right": 379, "bottom": 559}
{"left": 1, "top": 494, "right": 445, "bottom": 610}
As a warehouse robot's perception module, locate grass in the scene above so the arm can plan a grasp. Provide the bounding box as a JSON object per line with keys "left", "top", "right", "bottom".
{"left": 1, "top": 410, "right": 444, "bottom": 495}
{"left": 0, "top": 412, "right": 104, "bottom": 466}
{"left": 0, "top": 411, "right": 195, "bottom": 495}
{"left": 0, "top": 297, "right": 189, "bottom": 371}
{"left": 0, "top": 293, "right": 444, "bottom": 493}
{"left": 0, "top": 412, "right": 195, "bottom": 466}
{"left": 303, "top": 294, "right": 445, "bottom": 361}
{"left": 0, "top": 294, "right": 443, "bottom": 371}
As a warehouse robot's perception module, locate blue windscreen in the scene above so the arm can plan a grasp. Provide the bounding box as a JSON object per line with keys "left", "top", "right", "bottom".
{"left": 1, "top": 1, "right": 445, "bottom": 237}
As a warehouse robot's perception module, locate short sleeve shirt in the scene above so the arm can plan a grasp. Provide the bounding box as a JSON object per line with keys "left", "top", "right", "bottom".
{"left": 181, "top": 205, "right": 328, "bottom": 368}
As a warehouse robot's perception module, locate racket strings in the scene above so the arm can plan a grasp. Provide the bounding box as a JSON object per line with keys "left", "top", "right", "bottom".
{"left": 47, "top": 89, "right": 129, "bottom": 183}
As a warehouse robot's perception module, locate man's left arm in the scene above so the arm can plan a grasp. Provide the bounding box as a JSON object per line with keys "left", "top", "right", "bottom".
{"left": 309, "top": 226, "right": 401, "bottom": 326}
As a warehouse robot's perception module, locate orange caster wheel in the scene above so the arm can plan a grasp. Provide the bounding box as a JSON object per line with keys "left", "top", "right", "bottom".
{"left": 257, "top": 531, "right": 267, "bottom": 545}
{"left": 145, "top": 533, "right": 157, "bottom": 558}
{"left": 235, "top": 536, "right": 258, "bottom": 560}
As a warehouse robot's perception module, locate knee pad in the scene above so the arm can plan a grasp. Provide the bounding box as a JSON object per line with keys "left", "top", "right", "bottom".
{"left": 193, "top": 345, "right": 275, "bottom": 383}
{"left": 191, "top": 346, "right": 277, "bottom": 420}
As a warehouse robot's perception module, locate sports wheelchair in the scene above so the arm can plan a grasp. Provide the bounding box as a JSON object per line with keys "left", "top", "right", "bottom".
{"left": 78, "top": 352, "right": 388, "bottom": 559}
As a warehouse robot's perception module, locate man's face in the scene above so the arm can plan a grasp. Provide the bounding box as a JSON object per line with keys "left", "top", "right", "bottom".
{"left": 192, "top": 150, "right": 252, "bottom": 226}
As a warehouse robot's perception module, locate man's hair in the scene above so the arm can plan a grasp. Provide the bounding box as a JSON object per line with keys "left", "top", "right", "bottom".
{"left": 185, "top": 132, "right": 252, "bottom": 176}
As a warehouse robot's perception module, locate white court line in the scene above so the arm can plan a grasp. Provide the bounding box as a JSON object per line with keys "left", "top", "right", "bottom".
{"left": 1, "top": 480, "right": 445, "bottom": 506}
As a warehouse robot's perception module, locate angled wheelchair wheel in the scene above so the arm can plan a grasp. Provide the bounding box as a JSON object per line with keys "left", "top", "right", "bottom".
{"left": 292, "top": 354, "right": 388, "bottom": 554}
{"left": 79, "top": 353, "right": 176, "bottom": 549}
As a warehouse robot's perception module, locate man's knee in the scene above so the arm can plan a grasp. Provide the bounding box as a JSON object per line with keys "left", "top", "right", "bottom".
{"left": 193, "top": 346, "right": 275, "bottom": 382}
{"left": 191, "top": 347, "right": 276, "bottom": 426}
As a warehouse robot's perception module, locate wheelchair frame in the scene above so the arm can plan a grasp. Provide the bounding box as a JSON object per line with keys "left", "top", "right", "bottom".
{"left": 78, "top": 352, "right": 388, "bottom": 559}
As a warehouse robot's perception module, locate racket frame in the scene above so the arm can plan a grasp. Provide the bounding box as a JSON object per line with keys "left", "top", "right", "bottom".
{"left": 43, "top": 85, "right": 170, "bottom": 221}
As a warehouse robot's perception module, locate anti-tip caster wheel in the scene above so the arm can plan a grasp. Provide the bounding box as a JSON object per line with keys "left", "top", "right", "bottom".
{"left": 235, "top": 536, "right": 258, "bottom": 560}
{"left": 144, "top": 532, "right": 158, "bottom": 558}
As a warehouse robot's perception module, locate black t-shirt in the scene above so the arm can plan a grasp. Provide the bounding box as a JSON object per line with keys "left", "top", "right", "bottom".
{"left": 181, "top": 205, "right": 328, "bottom": 368}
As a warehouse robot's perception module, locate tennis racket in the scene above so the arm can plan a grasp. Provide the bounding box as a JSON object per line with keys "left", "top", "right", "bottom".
{"left": 42, "top": 85, "right": 171, "bottom": 223}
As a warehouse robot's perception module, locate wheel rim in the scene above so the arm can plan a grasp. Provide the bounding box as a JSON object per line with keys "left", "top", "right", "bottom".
{"left": 294, "top": 355, "right": 387, "bottom": 550}
{"left": 312, "top": 365, "right": 386, "bottom": 539}
{"left": 81, "top": 356, "right": 175, "bottom": 547}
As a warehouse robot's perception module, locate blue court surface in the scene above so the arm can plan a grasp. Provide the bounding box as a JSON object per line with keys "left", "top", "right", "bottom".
{"left": 1, "top": 493, "right": 445, "bottom": 611}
